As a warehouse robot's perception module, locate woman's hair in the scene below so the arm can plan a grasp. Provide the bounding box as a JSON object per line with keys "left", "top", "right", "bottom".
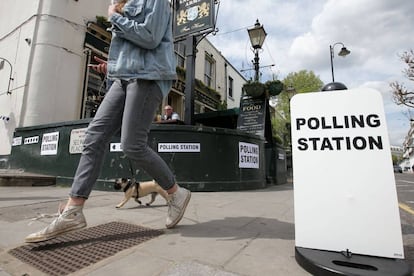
{"left": 115, "top": 0, "right": 128, "bottom": 13}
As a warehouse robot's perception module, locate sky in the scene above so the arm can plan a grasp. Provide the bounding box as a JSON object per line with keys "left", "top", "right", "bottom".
{"left": 206, "top": 0, "right": 414, "bottom": 146}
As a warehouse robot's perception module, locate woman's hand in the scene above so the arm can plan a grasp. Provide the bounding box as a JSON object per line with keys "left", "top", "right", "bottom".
{"left": 108, "top": 4, "right": 117, "bottom": 18}
{"left": 88, "top": 56, "right": 107, "bottom": 75}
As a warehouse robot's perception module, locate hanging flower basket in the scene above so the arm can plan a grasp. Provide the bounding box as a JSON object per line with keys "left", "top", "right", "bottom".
{"left": 242, "top": 81, "right": 265, "bottom": 98}
{"left": 265, "top": 80, "right": 284, "bottom": 96}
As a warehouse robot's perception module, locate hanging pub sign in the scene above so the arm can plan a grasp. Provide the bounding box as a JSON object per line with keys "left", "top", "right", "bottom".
{"left": 173, "top": 0, "right": 215, "bottom": 39}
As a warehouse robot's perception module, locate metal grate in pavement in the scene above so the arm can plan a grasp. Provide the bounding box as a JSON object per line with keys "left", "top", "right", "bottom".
{"left": 8, "top": 222, "right": 163, "bottom": 276}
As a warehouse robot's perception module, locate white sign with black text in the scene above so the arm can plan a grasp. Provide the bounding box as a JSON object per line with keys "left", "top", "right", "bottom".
{"left": 41, "top": 132, "right": 59, "bottom": 155}
{"left": 110, "top": 143, "right": 122, "bottom": 152}
{"left": 290, "top": 88, "right": 404, "bottom": 259}
{"left": 158, "top": 143, "right": 200, "bottom": 153}
{"left": 24, "top": 136, "right": 39, "bottom": 145}
{"left": 69, "top": 128, "right": 87, "bottom": 154}
{"left": 239, "top": 142, "right": 259, "bottom": 169}
{"left": 12, "top": 136, "right": 22, "bottom": 146}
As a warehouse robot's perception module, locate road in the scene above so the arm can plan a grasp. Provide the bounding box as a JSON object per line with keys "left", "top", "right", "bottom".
{"left": 396, "top": 172, "right": 414, "bottom": 271}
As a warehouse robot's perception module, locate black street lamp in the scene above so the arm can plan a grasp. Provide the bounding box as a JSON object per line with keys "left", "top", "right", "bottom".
{"left": 329, "top": 42, "right": 350, "bottom": 83}
{"left": 0, "top": 57, "right": 14, "bottom": 95}
{"left": 248, "top": 19, "right": 267, "bottom": 82}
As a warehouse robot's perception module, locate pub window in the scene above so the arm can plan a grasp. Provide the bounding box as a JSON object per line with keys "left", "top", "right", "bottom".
{"left": 195, "top": 102, "right": 202, "bottom": 114}
{"left": 228, "top": 76, "right": 234, "bottom": 98}
{"left": 82, "top": 51, "right": 107, "bottom": 118}
{"left": 174, "top": 42, "right": 186, "bottom": 68}
{"left": 81, "top": 22, "right": 111, "bottom": 119}
{"left": 204, "top": 53, "right": 215, "bottom": 88}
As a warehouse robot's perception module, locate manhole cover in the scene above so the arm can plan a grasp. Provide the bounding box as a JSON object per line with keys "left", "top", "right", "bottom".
{"left": 9, "top": 221, "right": 163, "bottom": 276}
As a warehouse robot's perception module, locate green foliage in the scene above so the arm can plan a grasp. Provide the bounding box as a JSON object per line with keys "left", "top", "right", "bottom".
{"left": 195, "top": 79, "right": 220, "bottom": 100}
{"left": 271, "top": 116, "right": 288, "bottom": 146}
{"left": 265, "top": 80, "right": 284, "bottom": 96}
{"left": 96, "top": 16, "right": 111, "bottom": 29}
{"left": 283, "top": 70, "right": 324, "bottom": 93}
{"left": 176, "top": 66, "right": 186, "bottom": 80}
{"left": 242, "top": 81, "right": 265, "bottom": 98}
{"left": 217, "top": 100, "right": 228, "bottom": 111}
{"left": 271, "top": 70, "right": 323, "bottom": 148}
{"left": 242, "top": 80, "right": 285, "bottom": 98}
{"left": 392, "top": 154, "right": 403, "bottom": 165}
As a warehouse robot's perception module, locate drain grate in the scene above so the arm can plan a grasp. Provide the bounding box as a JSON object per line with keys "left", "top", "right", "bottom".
{"left": 9, "top": 221, "right": 163, "bottom": 276}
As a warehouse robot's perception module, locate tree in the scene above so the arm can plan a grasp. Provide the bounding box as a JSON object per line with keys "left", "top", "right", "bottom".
{"left": 392, "top": 153, "right": 403, "bottom": 165}
{"left": 391, "top": 50, "right": 414, "bottom": 108}
{"left": 283, "top": 70, "right": 324, "bottom": 94}
{"left": 271, "top": 70, "right": 324, "bottom": 148}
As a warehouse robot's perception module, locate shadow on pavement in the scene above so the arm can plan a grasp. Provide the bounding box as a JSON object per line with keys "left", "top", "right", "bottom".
{"left": 177, "top": 216, "right": 295, "bottom": 241}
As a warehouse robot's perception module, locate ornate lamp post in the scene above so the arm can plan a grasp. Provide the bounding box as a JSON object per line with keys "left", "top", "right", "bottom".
{"left": 0, "top": 57, "right": 14, "bottom": 95}
{"left": 248, "top": 19, "right": 267, "bottom": 82}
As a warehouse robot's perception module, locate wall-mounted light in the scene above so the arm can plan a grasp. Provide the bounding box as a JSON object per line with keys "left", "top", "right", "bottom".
{"left": 0, "top": 58, "right": 14, "bottom": 95}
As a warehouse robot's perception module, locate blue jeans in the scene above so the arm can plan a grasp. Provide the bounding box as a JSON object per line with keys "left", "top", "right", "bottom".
{"left": 70, "top": 79, "right": 176, "bottom": 199}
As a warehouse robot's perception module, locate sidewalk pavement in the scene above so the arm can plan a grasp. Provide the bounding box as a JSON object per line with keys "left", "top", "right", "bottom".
{"left": 0, "top": 181, "right": 311, "bottom": 276}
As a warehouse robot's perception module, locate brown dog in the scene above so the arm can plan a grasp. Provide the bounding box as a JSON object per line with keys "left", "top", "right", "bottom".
{"left": 113, "top": 178, "right": 170, "bottom": 208}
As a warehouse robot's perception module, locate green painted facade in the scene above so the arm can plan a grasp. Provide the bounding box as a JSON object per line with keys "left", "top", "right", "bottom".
{"left": 8, "top": 120, "right": 286, "bottom": 191}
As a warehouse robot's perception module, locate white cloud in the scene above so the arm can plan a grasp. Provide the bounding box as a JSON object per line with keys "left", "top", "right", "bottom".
{"left": 207, "top": 0, "right": 414, "bottom": 145}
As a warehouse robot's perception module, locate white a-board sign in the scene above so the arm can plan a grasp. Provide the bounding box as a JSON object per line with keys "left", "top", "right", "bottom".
{"left": 290, "top": 88, "right": 404, "bottom": 259}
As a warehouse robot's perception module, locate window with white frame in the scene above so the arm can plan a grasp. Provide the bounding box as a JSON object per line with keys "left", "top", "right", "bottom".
{"left": 204, "top": 53, "right": 215, "bottom": 88}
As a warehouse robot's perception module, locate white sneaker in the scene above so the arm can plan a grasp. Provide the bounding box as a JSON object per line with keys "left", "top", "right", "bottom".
{"left": 166, "top": 186, "right": 191, "bottom": 229}
{"left": 25, "top": 205, "right": 87, "bottom": 243}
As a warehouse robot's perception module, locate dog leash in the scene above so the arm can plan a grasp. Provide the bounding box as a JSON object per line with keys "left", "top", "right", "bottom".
{"left": 127, "top": 158, "right": 136, "bottom": 182}
{"left": 127, "top": 158, "right": 140, "bottom": 200}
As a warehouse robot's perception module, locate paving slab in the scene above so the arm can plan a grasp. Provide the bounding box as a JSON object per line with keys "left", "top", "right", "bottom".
{"left": 0, "top": 183, "right": 311, "bottom": 275}
{"left": 0, "top": 178, "right": 411, "bottom": 276}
